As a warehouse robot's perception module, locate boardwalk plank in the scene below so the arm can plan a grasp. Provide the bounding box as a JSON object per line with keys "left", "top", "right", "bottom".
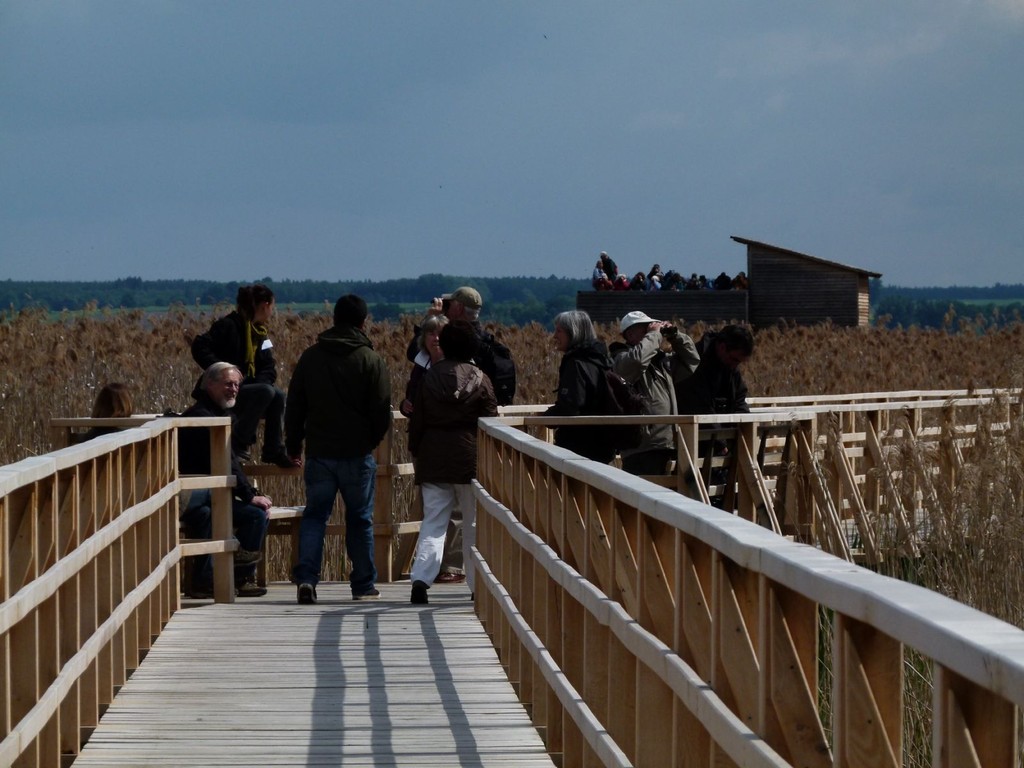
{"left": 73, "top": 583, "right": 555, "bottom": 767}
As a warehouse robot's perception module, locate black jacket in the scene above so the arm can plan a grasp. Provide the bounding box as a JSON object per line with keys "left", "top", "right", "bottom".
{"left": 406, "top": 321, "right": 515, "bottom": 405}
{"left": 177, "top": 391, "right": 258, "bottom": 504}
{"left": 675, "top": 332, "right": 750, "bottom": 415}
{"left": 545, "top": 341, "right": 616, "bottom": 463}
{"left": 285, "top": 324, "right": 392, "bottom": 460}
{"left": 192, "top": 311, "right": 277, "bottom": 385}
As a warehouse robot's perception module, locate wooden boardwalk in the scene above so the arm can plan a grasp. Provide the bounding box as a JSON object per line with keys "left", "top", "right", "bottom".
{"left": 72, "top": 583, "right": 555, "bottom": 767}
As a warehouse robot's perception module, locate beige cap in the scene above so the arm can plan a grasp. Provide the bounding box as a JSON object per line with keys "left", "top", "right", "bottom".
{"left": 446, "top": 286, "right": 483, "bottom": 309}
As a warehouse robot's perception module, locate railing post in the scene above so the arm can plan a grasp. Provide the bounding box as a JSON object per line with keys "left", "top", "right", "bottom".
{"left": 208, "top": 423, "right": 235, "bottom": 603}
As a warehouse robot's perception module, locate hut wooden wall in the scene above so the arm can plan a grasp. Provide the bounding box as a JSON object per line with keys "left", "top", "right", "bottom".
{"left": 748, "top": 249, "right": 866, "bottom": 327}
{"left": 575, "top": 290, "right": 748, "bottom": 327}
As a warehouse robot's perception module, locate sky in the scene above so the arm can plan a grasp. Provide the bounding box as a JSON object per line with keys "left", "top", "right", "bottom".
{"left": 1, "top": 2, "right": 1022, "bottom": 288}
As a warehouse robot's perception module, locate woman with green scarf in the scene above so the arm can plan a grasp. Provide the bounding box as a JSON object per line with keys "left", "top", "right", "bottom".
{"left": 191, "top": 283, "right": 297, "bottom": 467}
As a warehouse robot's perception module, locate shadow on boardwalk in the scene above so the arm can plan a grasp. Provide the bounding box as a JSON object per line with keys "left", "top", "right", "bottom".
{"left": 72, "top": 583, "right": 554, "bottom": 767}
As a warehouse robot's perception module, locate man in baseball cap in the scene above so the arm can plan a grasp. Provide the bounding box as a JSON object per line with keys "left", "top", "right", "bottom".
{"left": 404, "top": 282, "right": 517, "bottom": 582}
{"left": 445, "top": 286, "right": 482, "bottom": 311}
{"left": 612, "top": 309, "right": 699, "bottom": 476}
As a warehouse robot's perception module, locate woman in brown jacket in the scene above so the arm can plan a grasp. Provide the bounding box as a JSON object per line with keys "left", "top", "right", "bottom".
{"left": 408, "top": 321, "right": 497, "bottom": 604}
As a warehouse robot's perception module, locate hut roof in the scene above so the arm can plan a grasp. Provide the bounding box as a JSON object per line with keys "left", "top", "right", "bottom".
{"left": 731, "top": 236, "right": 882, "bottom": 279}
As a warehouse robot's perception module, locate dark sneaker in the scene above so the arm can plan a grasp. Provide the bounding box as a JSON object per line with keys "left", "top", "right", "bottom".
{"left": 352, "top": 588, "right": 381, "bottom": 601}
{"left": 186, "top": 587, "right": 213, "bottom": 600}
{"left": 297, "top": 583, "right": 317, "bottom": 605}
{"left": 411, "top": 580, "right": 429, "bottom": 605}
{"left": 235, "top": 548, "right": 262, "bottom": 565}
{"left": 236, "top": 579, "right": 267, "bottom": 598}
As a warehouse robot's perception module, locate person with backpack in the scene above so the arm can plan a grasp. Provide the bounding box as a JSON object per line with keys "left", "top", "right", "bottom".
{"left": 405, "top": 286, "right": 516, "bottom": 406}
{"left": 613, "top": 310, "right": 700, "bottom": 476}
{"left": 544, "top": 310, "right": 617, "bottom": 464}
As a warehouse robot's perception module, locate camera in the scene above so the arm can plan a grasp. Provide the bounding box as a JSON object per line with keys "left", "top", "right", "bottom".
{"left": 660, "top": 324, "right": 678, "bottom": 338}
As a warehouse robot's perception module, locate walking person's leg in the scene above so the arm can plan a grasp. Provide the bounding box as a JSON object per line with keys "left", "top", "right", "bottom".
{"left": 292, "top": 458, "right": 339, "bottom": 595}
{"left": 453, "top": 484, "right": 477, "bottom": 594}
{"left": 437, "top": 507, "right": 464, "bottom": 582}
{"left": 410, "top": 483, "right": 457, "bottom": 598}
{"left": 337, "top": 454, "right": 379, "bottom": 598}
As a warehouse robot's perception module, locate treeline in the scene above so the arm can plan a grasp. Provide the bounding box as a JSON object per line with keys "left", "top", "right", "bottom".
{"left": 5, "top": 275, "right": 1024, "bottom": 329}
{"left": 871, "top": 280, "right": 1024, "bottom": 330}
{"left": 0, "top": 274, "right": 587, "bottom": 326}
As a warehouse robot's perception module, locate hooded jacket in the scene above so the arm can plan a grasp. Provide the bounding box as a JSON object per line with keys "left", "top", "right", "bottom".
{"left": 409, "top": 359, "right": 497, "bottom": 484}
{"left": 285, "top": 324, "right": 392, "bottom": 460}
{"left": 545, "top": 340, "right": 616, "bottom": 463}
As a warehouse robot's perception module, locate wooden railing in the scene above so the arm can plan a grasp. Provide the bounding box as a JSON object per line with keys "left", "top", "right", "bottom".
{"left": 0, "top": 416, "right": 241, "bottom": 767}
{"left": 472, "top": 398, "right": 1024, "bottom": 767}
{"left": 9, "top": 392, "right": 1024, "bottom": 766}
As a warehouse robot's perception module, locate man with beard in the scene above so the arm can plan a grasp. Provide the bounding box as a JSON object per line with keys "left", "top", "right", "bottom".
{"left": 178, "top": 362, "right": 271, "bottom": 599}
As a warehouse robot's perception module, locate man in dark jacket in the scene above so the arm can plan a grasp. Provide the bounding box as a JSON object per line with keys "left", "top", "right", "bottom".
{"left": 405, "top": 285, "right": 517, "bottom": 406}
{"left": 675, "top": 324, "right": 753, "bottom": 415}
{"left": 178, "top": 362, "right": 271, "bottom": 599}
{"left": 285, "top": 294, "right": 392, "bottom": 605}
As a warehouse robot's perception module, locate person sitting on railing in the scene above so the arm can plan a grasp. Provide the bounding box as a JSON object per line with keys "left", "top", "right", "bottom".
{"left": 79, "top": 382, "right": 133, "bottom": 442}
{"left": 178, "top": 362, "right": 271, "bottom": 599}
{"left": 407, "top": 320, "right": 497, "bottom": 605}
{"left": 190, "top": 284, "right": 298, "bottom": 468}
{"left": 613, "top": 311, "right": 699, "bottom": 476}
{"left": 544, "top": 310, "right": 617, "bottom": 464}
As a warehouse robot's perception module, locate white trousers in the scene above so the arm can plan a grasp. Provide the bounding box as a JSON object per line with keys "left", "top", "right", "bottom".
{"left": 411, "top": 483, "right": 476, "bottom": 592}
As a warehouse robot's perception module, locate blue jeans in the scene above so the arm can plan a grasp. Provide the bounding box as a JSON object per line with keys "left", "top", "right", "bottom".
{"left": 292, "top": 455, "right": 377, "bottom": 594}
{"left": 180, "top": 490, "right": 269, "bottom": 590}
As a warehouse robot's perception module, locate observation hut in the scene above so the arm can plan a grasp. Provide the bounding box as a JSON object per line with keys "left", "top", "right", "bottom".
{"left": 576, "top": 235, "right": 881, "bottom": 329}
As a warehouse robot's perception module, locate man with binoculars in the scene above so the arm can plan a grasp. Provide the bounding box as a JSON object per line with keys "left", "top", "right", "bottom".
{"left": 612, "top": 310, "right": 699, "bottom": 476}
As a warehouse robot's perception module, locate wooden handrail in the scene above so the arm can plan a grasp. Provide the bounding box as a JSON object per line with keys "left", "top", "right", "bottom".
{"left": 474, "top": 405, "right": 1024, "bottom": 767}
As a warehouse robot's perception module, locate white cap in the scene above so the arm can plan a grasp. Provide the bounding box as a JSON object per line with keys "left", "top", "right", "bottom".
{"left": 619, "top": 310, "right": 657, "bottom": 335}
